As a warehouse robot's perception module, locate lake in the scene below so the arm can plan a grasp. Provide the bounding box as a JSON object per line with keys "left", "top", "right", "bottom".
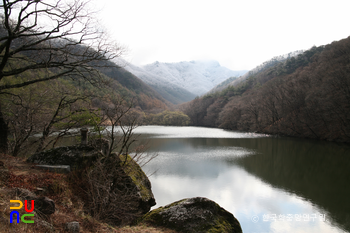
{"left": 130, "top": 126, "right": 350, "bottom": 233}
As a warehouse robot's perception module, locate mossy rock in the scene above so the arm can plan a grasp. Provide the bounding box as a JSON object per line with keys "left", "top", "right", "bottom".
{"left": 27, "top": 145, "right": 102, "bottom": 170}
{"left": 118, "top": 154, "right": 156, "bottom": 213}
{"left": 141, "top": 197, "right": 242, "bottom": 233}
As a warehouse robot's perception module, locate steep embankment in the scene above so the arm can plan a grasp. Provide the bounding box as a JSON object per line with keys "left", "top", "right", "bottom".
{"left": 183, "top": 36, "right": 350, "bottom": 143}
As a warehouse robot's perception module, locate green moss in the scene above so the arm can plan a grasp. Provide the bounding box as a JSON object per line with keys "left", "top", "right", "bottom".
{"left": 140, "top": 197, "right": 242, "bottom": 233}
{"left": 119, "top": 154, "right": 153, "bottom": 201}
{"left": 141, "top": 206, "right": 165, "bottom": 224}
{"left": 164, "top": 199, "right": 186, "bottom": 208}
{"left": 206, "top": 218, "right": 233, "bottom": 233}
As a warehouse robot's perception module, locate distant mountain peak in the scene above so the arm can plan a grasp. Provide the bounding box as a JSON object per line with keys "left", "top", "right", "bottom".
{"left": 124, "top": 59, "right": 247, "bottom": 104}
{"left": 141, "top": 60, "right": 247, "bottom": 96}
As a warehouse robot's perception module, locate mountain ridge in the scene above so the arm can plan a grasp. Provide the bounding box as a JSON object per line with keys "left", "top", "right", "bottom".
{"left": 123, "top": 59, "right": 247, "bottom": 104}
{"left": 142, "top": 60, "right": 247, "bottom": 96}
{"left": 122, "top": 61, "right": 196, "bottom": 104}
{"left": 208, "top": 50, "right": 304, "bottom": 94}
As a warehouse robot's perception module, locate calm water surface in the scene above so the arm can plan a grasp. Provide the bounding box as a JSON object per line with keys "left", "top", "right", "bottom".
{"left": 132, "top": 126, "right": 350, "bottom": 233}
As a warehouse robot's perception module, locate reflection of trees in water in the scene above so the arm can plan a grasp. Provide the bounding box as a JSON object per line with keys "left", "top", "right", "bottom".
{"left": 141, "top": 138, "right": 241, "bottom": 179}
{"left": 145, "top": 137, "right": 256, "bottom": 152}
{"left": 232, "top": 137, "right": 350, "bottom": 232}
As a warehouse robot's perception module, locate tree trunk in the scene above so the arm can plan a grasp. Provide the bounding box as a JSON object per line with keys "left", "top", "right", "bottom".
{"left": 0, "top": 101, "right": 8, "bottom": 154}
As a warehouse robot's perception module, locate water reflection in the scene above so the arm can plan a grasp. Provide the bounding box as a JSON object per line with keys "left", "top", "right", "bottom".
{"left": 133, "top": 125, "right": 269, "bottom": 139}
{"left": 138, "top": 126, "right": 350, "bottom": 233}
{"left": 232, "top": 137, "right": 350, "bottom": 232}
{"left": 143, "top": 138, "right": 254, "bottom": 178}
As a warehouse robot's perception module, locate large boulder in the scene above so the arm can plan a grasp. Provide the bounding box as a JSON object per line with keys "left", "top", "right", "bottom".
{"left": 27, "top": 145, "right": 102, "bottom": 170}
{"left": 118, "top": 154, "right": 156, "bottom": 213}
{"left": 27, "top": 146, "right": 156, "bottom": 224}
{"left": 141, "top": 197, "right": 242, "bottom": 233}
{"left": 78, "top": 153, "right": 156, "bottom": 226}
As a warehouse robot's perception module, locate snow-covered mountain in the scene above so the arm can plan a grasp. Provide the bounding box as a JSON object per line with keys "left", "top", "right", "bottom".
{"left": 124, "top": 60, "right": 247, "bottom": 104}
{"left": 142, "top": 60, "right": 246, "bottom": 96}
{"left": 123, "top": 61, "right": 196, "bottom": 104}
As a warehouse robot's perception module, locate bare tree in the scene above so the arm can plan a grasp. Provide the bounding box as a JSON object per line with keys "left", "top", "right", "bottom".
{"left": 0, "top": 0, "right": 125, "bottom": 153}
{"left": 72, "top": 96, "right": 157, "bottom": 226}
{"left": 92, "top": 96, "right": 157, "bottom": 166}
{"left": 82, "top": 155, "right": 142, "bottom": 226}
{"left": 2, "top": 91, "right": 35, "bottom": 156}
{"left": 1, "top": 79, "right": 97, "bottom": 156}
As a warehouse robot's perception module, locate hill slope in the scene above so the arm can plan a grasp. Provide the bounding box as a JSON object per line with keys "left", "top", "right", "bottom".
{"left": 94, "top": 60, "right": 171, "bottom": 110}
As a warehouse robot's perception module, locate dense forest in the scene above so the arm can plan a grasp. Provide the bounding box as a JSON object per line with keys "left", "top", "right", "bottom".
{"left": 182, "top": 37, "right": 350, "bottom": 143}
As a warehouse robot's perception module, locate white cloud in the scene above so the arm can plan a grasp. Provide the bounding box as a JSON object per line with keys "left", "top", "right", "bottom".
{"left": 95, "top": 0, "right": 350, "bottom": 70}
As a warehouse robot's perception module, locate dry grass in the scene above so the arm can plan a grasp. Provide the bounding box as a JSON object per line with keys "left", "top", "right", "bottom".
{"left": 114, "top": 224, "right": 177, "bottom": 233}
{"left": 0, "top": 154, "right": 176, "bottom": 233}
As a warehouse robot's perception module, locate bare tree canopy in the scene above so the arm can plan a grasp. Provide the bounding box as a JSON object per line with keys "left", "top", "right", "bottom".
{"left": 0, "top": 0, "right": 124, "bottom": 91}
{"left": 0, "top": 0, "right": 124, "bottom": 153}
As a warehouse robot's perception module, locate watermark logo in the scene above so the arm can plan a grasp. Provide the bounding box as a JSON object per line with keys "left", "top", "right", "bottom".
{"left": 251, "top": 215, "right": 259, "bottom": 223}
{"left": 10, "top": 200, "right": 35, "bottom": 224}
{"left": 251, "top": 213, "right": 326, "bottom": 223}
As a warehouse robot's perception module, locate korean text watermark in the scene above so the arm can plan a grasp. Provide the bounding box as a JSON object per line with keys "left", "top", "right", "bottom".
{"left": 251, "top": 213, "right": 326, "bottom": 223}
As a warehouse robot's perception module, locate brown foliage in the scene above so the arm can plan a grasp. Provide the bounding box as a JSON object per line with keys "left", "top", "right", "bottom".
{"left": 184, "top": 36, "right": 350, "bottom": 143}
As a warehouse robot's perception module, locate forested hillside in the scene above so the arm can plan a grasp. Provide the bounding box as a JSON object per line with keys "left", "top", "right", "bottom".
{"left": 208, "top": 50, "right": 303, "bottom": 94}
{"left": 0, "top": 5, "right": 171, "bottom": 156}
{"left": 0, "top": 58, "right": 172, "bottom": 156}
{"left": 182, "top": 37, "right": 350, "bottom": 143}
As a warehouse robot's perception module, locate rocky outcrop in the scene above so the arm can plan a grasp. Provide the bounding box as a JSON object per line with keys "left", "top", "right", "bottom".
{"left": 117, "top": 153, "right": 156, "bottom": 214}
{"left": 27, "top": 145, "right": 102, "bottom": 170}
{"left": 26, "top": 144, "right": 156, "bottom": 224}
{"left": 141, "top": 197, "right": 242, "bottom": 233}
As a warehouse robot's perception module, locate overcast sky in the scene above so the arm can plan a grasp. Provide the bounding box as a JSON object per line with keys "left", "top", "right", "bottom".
{"left": 95, "top": 0, "right": 350, "bottom": 71}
